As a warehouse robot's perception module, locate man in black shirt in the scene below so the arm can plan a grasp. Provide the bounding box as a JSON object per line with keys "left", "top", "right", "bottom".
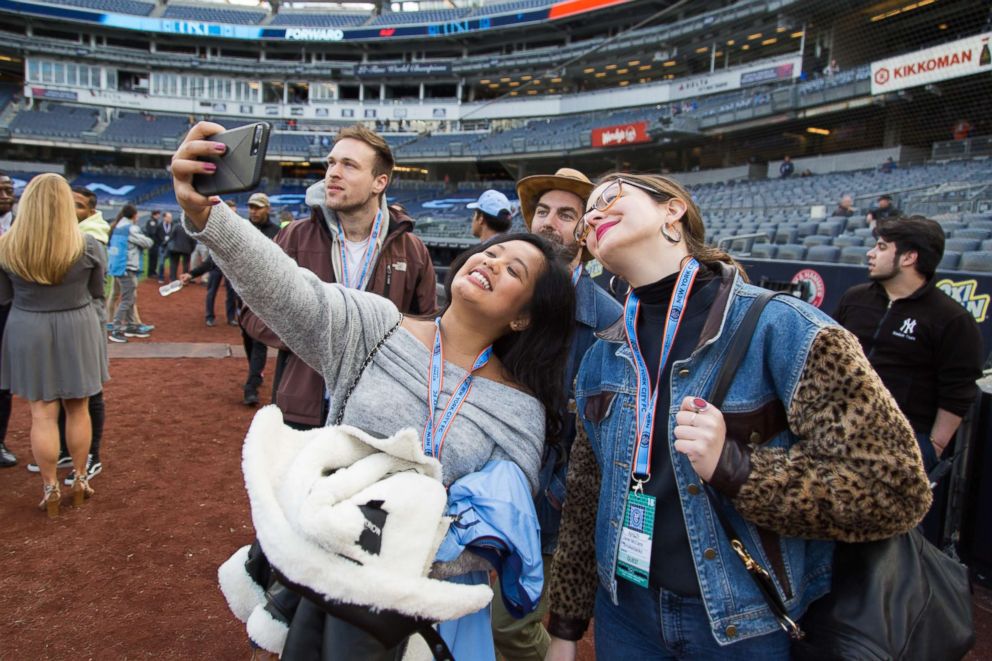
{"left": 865, "top": 194, "right": 900, "bottom": 229}
{"left": 834, "top": 216, "right": 984, "bottom": 540}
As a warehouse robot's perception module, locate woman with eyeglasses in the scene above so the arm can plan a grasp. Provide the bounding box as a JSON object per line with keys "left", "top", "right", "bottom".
{"left": 544, "top": 174, "right": 931, "bottom": 660}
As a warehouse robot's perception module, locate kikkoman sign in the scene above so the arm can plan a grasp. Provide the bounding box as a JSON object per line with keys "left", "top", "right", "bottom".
{"left": 871, "top": 31, "right": 992, "bottom": 95}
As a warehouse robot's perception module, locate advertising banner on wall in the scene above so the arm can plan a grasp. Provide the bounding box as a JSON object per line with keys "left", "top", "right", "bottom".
{"left": 669, "top": 56, "right": 802, "bottom": 102}
{"left": 871, "top": 32, "right": 992, "bottom": 95}
{"left": 591, "top": 121, "right": 651, "bottom": 148}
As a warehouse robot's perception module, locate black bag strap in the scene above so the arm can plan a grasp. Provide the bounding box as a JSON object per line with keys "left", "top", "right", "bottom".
{"left": 334, "top": 317, "right": 403, "bottom": 425}
{"left": 699, "top": 290, "right": 805, "bottom": 640}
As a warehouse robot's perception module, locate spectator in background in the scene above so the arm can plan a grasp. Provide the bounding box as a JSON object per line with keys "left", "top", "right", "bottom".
{"left": 107, "top": 204, "right": 154, "bottom": 343}
{"left": 832, "top": 194, "right": 855, "bottom": 218}
{"left": 834, "top": 216, "right": 983, "bottom": 543}
{"left": 144, "top": 209, "right": 162, "bottom": 279}
{"left": 166, "top": 211, "right": 195, "bottom": 281}
{"left": 153, "top": 210, "right": 174, "bottom": 283}
{"left": 0, "top": 174, "right": 108, "bottom": 516}
{"left": 179, "top": 203, "right": 240, "bottom": 328}
{"left": 237, "top": 193, "right": 281, "bottom": 406}
{"left": 469, "top": 189, "right": 513, "bottom": 241}
{"left": 880, "top": 156, "right": 897, "bottom": 174}
{"left": 779, "top": 155, "right": 794, "bottom": 178}
{"left": 822, "top": 58, "right": 840, "bottom": 77}
{"left": 240, "top": 124, "right": 437, "bottom": 424}
{"left": 277, "top": 208, "right": 295, "bottom": 228}
{"left": 0, "top": 171, "right": 16, "bottom": 468}
{"left": 0, "top": 171, "right": 13, "bottom": 236}
{"left": 866, "top": 194, "right": 900, "bottom": 229}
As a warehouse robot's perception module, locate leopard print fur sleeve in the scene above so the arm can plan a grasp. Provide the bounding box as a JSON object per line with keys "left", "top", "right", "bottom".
{"left": 546, "top": 420, "right": 600, "bottom": 640}
{"left": 733, "top": 325, "right": 932, "bottom": 542}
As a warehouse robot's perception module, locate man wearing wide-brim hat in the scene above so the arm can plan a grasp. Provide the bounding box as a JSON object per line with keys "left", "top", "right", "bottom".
{"left": 490, "top": 168, "right": 623, "bottom": 661}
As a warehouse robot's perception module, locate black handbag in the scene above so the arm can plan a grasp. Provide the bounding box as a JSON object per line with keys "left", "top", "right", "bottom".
{"left": 703, "top": 290, "right": 975, "bottom": 660}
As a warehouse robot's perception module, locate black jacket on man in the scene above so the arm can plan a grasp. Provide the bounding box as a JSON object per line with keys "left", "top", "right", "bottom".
{"left": 833, "top": 280, "right": 984, "bottom": 433}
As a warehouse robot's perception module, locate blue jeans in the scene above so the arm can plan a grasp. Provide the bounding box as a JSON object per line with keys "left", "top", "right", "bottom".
{"left": 594, "top": 580, "right": 790, "bottom": 660}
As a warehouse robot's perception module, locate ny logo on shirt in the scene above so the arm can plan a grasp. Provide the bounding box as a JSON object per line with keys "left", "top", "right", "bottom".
{"left": 899, "top": 318, "right": 917, "bottom": 335}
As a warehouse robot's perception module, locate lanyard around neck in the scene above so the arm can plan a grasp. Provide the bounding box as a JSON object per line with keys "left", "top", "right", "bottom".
{"left": 339, "top": 209, "right": 383, "bottom": 290}
{"left": 423, "top": 317, "right": 493, "bottom": 459}
{"left": 624, "top": 258, "right": 700, "bottom": 489}
{"left": 571, "top": 264, "right": 582, "bottom": 287}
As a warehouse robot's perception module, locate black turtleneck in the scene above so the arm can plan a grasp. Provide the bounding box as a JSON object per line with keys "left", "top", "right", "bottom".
{"left": 631, "top": 265, "right": 717, "bottom": 596}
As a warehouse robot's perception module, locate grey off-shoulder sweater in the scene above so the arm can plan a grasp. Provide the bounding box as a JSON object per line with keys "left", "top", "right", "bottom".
{"left": 185, "top": 203, "right": 545, "bottom": 490}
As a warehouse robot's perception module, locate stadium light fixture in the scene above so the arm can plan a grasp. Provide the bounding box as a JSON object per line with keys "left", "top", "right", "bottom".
{"left": 639, "top": 65, "right": 652, "bottom": 71}
{"left": 551, "top": 77, "right": 563, "bottom": 83}
{"left": 595, "top": 72, "right": 607, "bottom": 78}
{"left": 628, "top": 60, "right": 640, "bottom": 66}
{"left": 791, "top": 31, "right": 804, "bottom": 38}
{"left": 617, "top": 68, "right": 629, "bottom": 74}
{"left": 663, "top": 60, "right": 677, "bottom": 67}
{"left": 583, "top": 67, "right": 595, "bottom": 73}
{"left": 777, "top": 26, "right": 787, "bottom": 32}
{"left": 521, "top": 75, "right": 533, "bottom": 80}
{"left": 715, "top": 51, "right": 724, "bottom": 57}
{"left": 748, "top": 32, "right": 762, "bottom": 40}
{"left": 695, "top": 46, "right": 709, "bottom": 53}
{"left": 741, "top": 44, "right": 750, "bottom": 50}
{"left": 938, "top": 23, "right": 947, "bottom": 29}
{"left": 726, "top": 39, "right": 735, "bottom": 45}
{"left": 509, "top": 81, "right": 520, "bottom": 87}
{"left": 762, "top": 38, "right": 777, "bottom": 45}
{"left": 606, "top": 64, "right": 618, "bottom": 70}
{"left": 500, "top": 77, "right": 511, "bottom": 82}
{"left": 481, "top": 79, "right": 490, "bottom": 84}
{"left": 488, "top": 83, "right": 499, "bottom": 88}
{"left": 527, "top": 90, "right": 538, "bottom": 95}
{"left": 619, "top": 81, "right": 630, "bottom": 87}
{"left": 807, "top": 127, "right": 830, "bottom": 135}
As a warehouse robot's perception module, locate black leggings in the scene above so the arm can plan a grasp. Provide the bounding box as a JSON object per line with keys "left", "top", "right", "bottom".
{"left": 57, "top": 391, "right": 106, "bottom": 461}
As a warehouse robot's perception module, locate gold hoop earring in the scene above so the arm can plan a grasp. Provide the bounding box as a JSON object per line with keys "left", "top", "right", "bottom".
{"left": 661, "top": 223, "right": 682, "bottom": 244}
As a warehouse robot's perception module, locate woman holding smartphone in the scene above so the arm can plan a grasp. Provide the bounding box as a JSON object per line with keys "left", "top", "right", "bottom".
{"left": 544, "top": 174, "right": 932, "bottom": 660}
{"left": 171, "top": 122, "right": 574, "bottom": 657}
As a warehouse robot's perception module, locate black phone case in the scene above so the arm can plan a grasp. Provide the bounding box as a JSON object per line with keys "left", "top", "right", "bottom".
{"left": 193, "top": 122, "right": 270, "bottom": 196}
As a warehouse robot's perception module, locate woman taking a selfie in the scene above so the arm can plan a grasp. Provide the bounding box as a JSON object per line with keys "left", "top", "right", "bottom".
{"left": 544, "top": 174, "right": 932, "bottom": 660}
{"left": 0, "top": 173, "right": 108, "bottom": 516}
{"left": 171, "top": 122, "right": 574, "bottom": 657}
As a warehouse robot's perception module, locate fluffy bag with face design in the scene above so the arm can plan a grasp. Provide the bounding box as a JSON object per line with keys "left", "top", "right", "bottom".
{"left": 217, "top": 406, "right": 494, "bottom": 655}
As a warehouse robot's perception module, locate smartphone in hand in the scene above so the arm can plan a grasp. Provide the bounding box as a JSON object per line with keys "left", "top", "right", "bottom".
{"left": 193, "top": 122, "right": 270, "bottom": 196}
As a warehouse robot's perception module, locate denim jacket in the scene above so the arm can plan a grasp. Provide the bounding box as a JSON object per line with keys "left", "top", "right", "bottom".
{"left": 549, "top": 262, "right": 930, "bottom": 644}
{"left": 535, "top": 268, "right": 622, "bottom": 554}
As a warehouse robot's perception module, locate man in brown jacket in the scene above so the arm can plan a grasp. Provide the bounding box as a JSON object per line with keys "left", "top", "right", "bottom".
{"left": 241, "top": 125, "right": 437, "bottom": 429}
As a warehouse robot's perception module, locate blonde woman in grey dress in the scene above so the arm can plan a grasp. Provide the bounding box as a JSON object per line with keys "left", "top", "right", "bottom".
{"left": 0, "top": 173, "right": 109, "bottom": 517}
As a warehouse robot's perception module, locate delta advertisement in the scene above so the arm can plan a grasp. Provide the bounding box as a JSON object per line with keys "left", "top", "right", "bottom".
{"left": 871, "top": 31, "right": 992, "bottom": 95}
{"left": 668, "top": 56, "right": 802, "bottom": 102}
{"left": 591, "top": 122, "right": 651, "bottom": 148}
{"left": 0, "top": 0, "right": 631, "bottom": 42}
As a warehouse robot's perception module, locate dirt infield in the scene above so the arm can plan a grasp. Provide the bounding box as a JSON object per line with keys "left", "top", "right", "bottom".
{"left": 0, "top": 277, "right": 988, "bottom": 659}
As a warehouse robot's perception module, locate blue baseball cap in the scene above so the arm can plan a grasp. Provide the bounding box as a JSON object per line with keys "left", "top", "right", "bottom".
{"left": 467, "top": 190, "right": 511, "bottom": 217}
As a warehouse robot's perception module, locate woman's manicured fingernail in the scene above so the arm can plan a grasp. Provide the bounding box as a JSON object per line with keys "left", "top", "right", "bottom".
{"left": 692, "top": 397, "right": 708, "bottom": 411}
{"left": 202, "top": 163, "right": 217, "bottom": 172}
{"left": 213, "top": 143, "right": 227, "bottom": 152}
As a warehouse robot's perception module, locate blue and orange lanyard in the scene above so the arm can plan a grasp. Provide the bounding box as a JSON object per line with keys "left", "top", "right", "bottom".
{"left": 423, "top": 317, "right": 493, "bottom": 459}
{"left": 623, "top": 258, "right": 699, "bottom": 491}
{"left": 339, "top": 209, "right": 384, "bottom": 291}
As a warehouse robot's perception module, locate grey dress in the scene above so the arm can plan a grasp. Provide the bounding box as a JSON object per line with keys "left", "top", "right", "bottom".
{"left": 0, "top": 234, "right": 109, "bottom": 401}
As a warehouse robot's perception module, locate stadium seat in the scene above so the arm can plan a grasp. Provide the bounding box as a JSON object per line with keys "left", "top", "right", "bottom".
{"left": 944, "top": 238, "right": 981, "bottom": 253}
{"left": 951, "top": 228, "right": 992, "bottom": 241}
{"left": 817, "top": 220, "right": 845, "bottom": 237}
{"left": 806, "top": 245, "right": 841, "bottom": 263}
{"left": 751, "top": 244, "right": 777, "bottom": 259}
{"left": 853, "top": 228, "right": 874, "bottom": 238}
{"left": 777, "top": 244, "right": 807, "bottom": 261}
{"left": 938, "top": 251, "right": 961, "bottom": 271}
{"left": 982, "top": 239, "right": 992, "bottom": 252}
{"left": 960, "top": 251, "right": 992, "bottom": 273}
{"left": 833, "top": 235, "right": 862, "bottom": 248}
{"left": 802, "top": 235, "right": 832, "bottom": 247}
{"left": 839, "top": 247, "right": 867, "bottom": 265}
{"left": 774, "top": 228, "right": 798, "bottom": 245}
{"left": 796, "top": 222, "right": 819, "bottom": 239}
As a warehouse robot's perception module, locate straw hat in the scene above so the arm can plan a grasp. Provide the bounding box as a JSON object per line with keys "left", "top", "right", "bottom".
{"left": 516, "top": 168, "right": 595, "bottom": 262}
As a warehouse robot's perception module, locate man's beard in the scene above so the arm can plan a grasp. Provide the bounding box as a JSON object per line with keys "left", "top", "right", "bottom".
{"left": 869, "top": 262, "right": 899, "bottom": 282}
{"left": 537, "top": 226, "right": 580, "bottom": 263}
{"left": 327, "top": 187, "right": 378, "bottom": 215}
